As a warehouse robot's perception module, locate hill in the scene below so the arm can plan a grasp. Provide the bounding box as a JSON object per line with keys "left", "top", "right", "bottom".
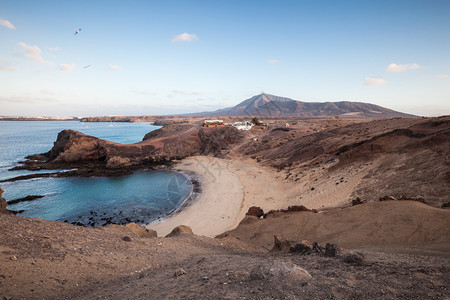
{"left": 1, "top": 116, "right": 449, "bottom": 299}
{"left": 190, "top": 93, "right": 415, "bottom": 118}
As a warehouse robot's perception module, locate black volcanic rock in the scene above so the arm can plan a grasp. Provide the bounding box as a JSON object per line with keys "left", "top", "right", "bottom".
{"left": 7, "top": 195, "right": 44, "bottom": 205}
{"left": 189, "top": 93, "right": 414, "bottom": 118}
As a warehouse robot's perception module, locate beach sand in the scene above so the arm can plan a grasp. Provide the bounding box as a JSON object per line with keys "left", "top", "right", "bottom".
{"left": 147, "top": 155, "right": 376, "bottom": 237}
{"left": 147, "top": 156, "right": 244, "bottom": 237}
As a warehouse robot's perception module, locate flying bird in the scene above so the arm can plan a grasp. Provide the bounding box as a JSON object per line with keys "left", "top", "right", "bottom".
{"left": 84, "top": 65, "right": 91, "bottom": 69}
{"left": 74, "top": 28, "right": 81, "bottom": 35}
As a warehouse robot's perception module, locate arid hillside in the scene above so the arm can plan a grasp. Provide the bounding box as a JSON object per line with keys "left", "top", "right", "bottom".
{"left": 234, "top": 116, "right": 450, "bottom": 208}
{"left": 10, "top": 116, "right": 449, "bottom": 209}
{"left": 1, "top": 208, "right": 449, "bottom": 300}
{"left": 1, "top": 115, "right": 449, "bottom": 299}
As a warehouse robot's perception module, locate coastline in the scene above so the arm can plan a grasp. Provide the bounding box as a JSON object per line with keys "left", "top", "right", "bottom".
{"left": 146, "top": 154, "right": 379, "bottom": 238}
{"left": 159, "top": 169, "right": 202, "bottom": 219}
{"left": 147, "top": 156, "right": 244, "bottom": 237}
{"left": 146, "top": 155, "right": 299, "bottom": 237}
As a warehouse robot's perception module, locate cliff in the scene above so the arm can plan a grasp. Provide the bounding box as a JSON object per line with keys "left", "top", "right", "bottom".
{"left": 20, "top": 125, "right": 244, "bottom": 171}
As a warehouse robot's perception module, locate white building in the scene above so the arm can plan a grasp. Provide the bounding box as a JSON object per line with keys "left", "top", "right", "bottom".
{"left": 233, "top": 121, "right": 253, "bottom": 130}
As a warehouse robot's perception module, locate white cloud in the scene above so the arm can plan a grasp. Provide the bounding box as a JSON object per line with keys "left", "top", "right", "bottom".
{"left": 173, "top": 90, "right": 202, "bottom": 95}
{"left": 109, "top": 64, "right": 123, "bottom": 70}
{"left": 0, "top": 95, "right": 59, "bottom": 104}
{"left": 365, "top": 77, "right": 387, "bottom": 86}
{"left": 0, "top": 59, "right": 15, "bottom": 71}
{"left": 386, "top": 63, "right": 421, "bottom": 72}
{"left": 18, "top": 42, "right": 53, "bottom": 65}
{"left": 59, "top": 63, "right": 76, "bottom": 72}
{"left": 437, "top": 74, "right": 449, "bottom": 79}
{"left": 171, "top": 33, "right": 198, "bottom": 43}
{"left": 267, "top": 59, "right": 280, "bottom": 64}
{"left": 48, "top": 46, "right": 61, "bottom": 51}
{"left": 0, "top": 65, "right": 15, "bottom": 71}
{"left": 131, "top": 90, "right": 155, "bottom": 96}
{"left": 41, "top": 89, "right": 55, "bottom": 95}
{"left": 0, "top": 19, "right": 15, "bottom": 29}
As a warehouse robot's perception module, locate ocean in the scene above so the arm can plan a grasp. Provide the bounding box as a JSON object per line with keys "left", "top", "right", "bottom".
{"left": 0, "top": 121, "right": 192, "bottom": 226}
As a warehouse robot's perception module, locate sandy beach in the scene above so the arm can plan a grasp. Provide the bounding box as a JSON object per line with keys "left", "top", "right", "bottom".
{"left": 147, "top": 155, "right": 382, "bottom": 237}
{"left": 147, "top": 156, "right": 244, "bottom": 237}
{"left": 2, "top": 115, "right": 449, "bottom": 299}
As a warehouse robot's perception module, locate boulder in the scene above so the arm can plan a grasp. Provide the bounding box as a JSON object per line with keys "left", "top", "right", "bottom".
{"left": 165, "top": 225, "right": 193, "bottom": 237}
{"left": 125, "top": 223, "right": 157, "bottom": 238}
{"left": 290, "top": 240, "right": 313, "bottom": 254}
{"left": 0, "top": 187, "right": 7, "bottom": 213}
{"left": 312, "top": 242, "right": 324, "bottom": 254}
{"left": 122, "top": 236, "right": 133, "bottom": 242}
{"left": 379, "top": 195, "right": 396, "bottom": 201}
{"left": 174, "top": 268, "right": 186, "bottom": 277}
{"left": 399, "top": 195, "right": 426, "bottom": 203}
{"left": 341, "top": 251, "right": 365, "bottom": 265}
{"left": 0, "top": 187, "right": 13, "bottom": 215}
{"left": 250, "top": 261, "right": 311, "bottom": 281}
{"left": 325, "top": 243, "right": 339, "bottom": 257}
{"left": 286, "top": 205, "right": 317, "bottom": 213}
{"left": 246, "top": 206, "right": 264, "bottom": 218}
{"left": 351, "top": 197, "right": 366, "bottom": 206}
{"left": 269, "top": 235, "right": 292, "bottom": 253}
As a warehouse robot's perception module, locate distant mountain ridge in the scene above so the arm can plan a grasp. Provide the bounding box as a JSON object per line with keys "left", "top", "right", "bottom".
{"left": 190, "top": 93, "right": 415, "bottom": 118}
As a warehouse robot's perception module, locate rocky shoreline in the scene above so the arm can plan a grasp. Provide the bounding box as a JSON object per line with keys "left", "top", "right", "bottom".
{"left": 61, "top": 170, "right": 202, "bottom": 228}
{"left": 1, "top": 116, "right": 450, "bottom": 299}
{"left": 1, "top": 123, "right": 243, "bottom": 228}
{"left": 6, "top": 124, "right": 243, "bottom": 176}
{"left": 2, "top": 168, "right": 203, "bottom": 228}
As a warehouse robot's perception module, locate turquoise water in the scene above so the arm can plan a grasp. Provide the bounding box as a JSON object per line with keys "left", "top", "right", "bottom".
{"left": 0, "top": 121, "right": 192, "bottom": 226}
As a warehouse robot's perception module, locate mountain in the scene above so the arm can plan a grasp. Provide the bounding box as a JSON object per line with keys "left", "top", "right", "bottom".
{"left": 189, "top": 93, "right": 415, "bottom": 118}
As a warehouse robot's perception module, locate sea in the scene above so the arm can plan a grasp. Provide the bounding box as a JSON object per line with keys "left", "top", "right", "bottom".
{"left": 0, "top": 121, "right": 192, "bottom": 226}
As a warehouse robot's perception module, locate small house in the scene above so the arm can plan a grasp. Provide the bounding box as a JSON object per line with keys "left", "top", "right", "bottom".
{"left": 233, "top": 121, "right": 253, "bottom": 130}
{"left": 203, "top": 120, "right": 225, "bottom": 127}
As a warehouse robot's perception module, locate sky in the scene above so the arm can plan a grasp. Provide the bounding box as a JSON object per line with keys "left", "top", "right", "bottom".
{"left": 0, "top": 0, "right": 449, "bottom": 117}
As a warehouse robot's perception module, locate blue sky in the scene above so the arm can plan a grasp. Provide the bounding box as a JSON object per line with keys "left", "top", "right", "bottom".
{"left": 0, "top": 0, "right": 449, "bottom": 117}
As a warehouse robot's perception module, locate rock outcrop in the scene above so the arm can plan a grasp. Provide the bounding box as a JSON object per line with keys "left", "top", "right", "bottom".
{"left": 270, "top": 235, "right": 292, "bottom": 253}
{"left": 7, "top": 195, "right": 44, "bottom": 205}
{"left": 290, "top": 240, "right": 313, "bottom": 254}
{"left": 0, "top": 187, "right": 13, "bottom": 215}
{"left": 263, "top": 205, "right": 317, "bottom": 218}
{"left": 165, "top": 225, "right": 194, "bottom": 237}
{"left": 250, "top": 261, "right": 312, "bottom": 281}
{"left": 124, "top": 223, "right": 157, "bottom": 238}
{"left": 0, "top": 187, "right": 7, "bottom": 213}
{"left": 246, "top": 206, "right": 264, "bottom": 218}
{"left": 19, "top": 125, "right": 244, "bottom": 171}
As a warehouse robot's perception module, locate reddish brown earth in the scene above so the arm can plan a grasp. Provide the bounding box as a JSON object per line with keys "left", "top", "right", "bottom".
{"left": 1, "top": 115, "right": 449, "bottom": 299}
{"left": 11, "top": 125, "right": 244, "bottom": 175}
{"left": 233, "top": 116, "right": 450, "bottom": 208}
{"left": 1, "top": 210, "right": 449, "bottom": 300}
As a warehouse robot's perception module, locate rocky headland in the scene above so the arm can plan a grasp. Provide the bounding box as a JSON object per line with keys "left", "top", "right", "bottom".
{"left": 1, "top": 115, "right": 449, "bottom": 299}
{"left": 7, "top": 124, "right": 244, "bottom": 179}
